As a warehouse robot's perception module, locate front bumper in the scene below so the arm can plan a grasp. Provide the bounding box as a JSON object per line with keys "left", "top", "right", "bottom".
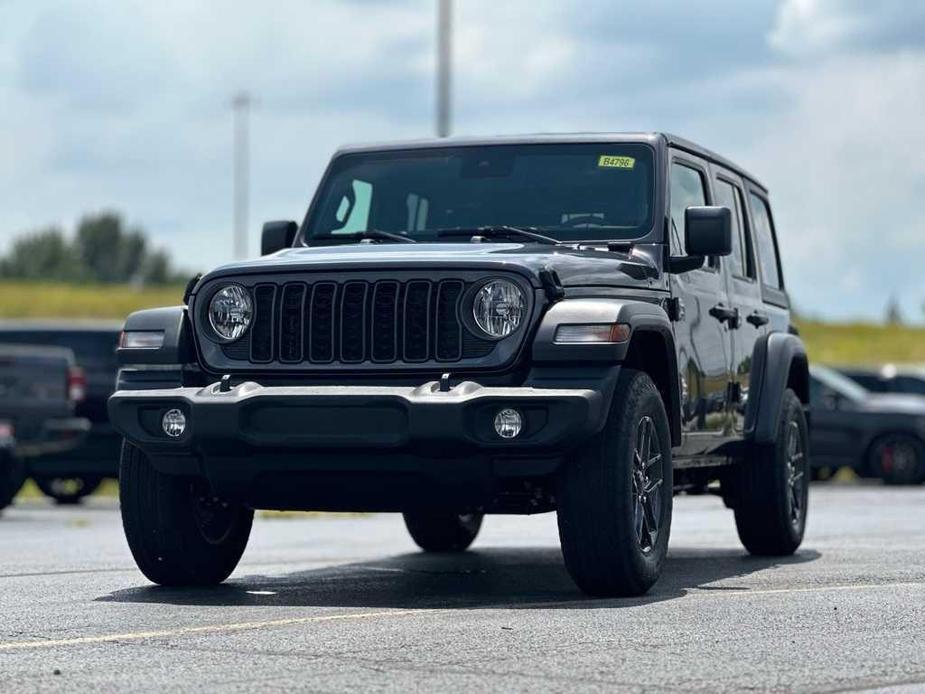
{"left": 108, "top": 378, "right": 606, "bottom": 457}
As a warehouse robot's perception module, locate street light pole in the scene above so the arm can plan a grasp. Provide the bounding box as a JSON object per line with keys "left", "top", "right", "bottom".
{"left": 232, "top": 92, "right": 251, "bottom": 260}
{"left": 436, "top": 0, "right": 452, "bottom": 137}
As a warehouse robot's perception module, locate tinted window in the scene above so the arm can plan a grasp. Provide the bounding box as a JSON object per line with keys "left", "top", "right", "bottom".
{"left": 714, "top": 179, "right": 752, "bottom": 278}
{"left": 307, "top": 144, "right": 656, "bottom": 242}
{"left": 841, "top": 372, "right": 886, "bottom": 392}
{"left": 749, "top": 193, "right": 782, "bottom": 288}
{"left": 893, "top": 376, "right": 925, "bottom": 395}
{"left": 669, "top": 163, "right": 707, "bottom": 256}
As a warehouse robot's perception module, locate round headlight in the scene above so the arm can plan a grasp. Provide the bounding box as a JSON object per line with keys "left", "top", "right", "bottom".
{"left": 208, "top": 285, "right": 252, "bottom": 342}
{"left": 472, "top": 279, "right": 526, "bottom": 338}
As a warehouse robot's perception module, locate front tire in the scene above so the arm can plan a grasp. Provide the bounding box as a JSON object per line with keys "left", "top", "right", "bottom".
{"left": 733, "top": 389, "right": 809, "bottom": 556}
{"left": 403, "top": 511, "right": 482, "bottom": 552}
{"left": 557, "top": 368, "right": 673, "bottom": 597}
{"left": 34, "top": 475, "right": 103, "bottom": 505}
{"left": 120, "top": 441, "right": 253, "bottom": 586}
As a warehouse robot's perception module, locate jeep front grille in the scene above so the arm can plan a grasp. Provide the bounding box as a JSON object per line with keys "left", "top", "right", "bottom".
{"left": 236, "top": 278, "right": 485, "bottom": 366}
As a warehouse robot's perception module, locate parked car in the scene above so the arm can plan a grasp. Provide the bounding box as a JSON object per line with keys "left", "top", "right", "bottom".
{"left": 0, "top": 322, "right": 121, "bottom": 503}
{"left": 810, "top": 365, "right": 925, "bottom": 485}
{"left": 838, "top": 365, "right": 925, "bottom": 397}
{"left": 0, "top": 344, "right": 90, "bottom": 511}
{"left": 109, "top": 133, "right": 810, "bottom": 596}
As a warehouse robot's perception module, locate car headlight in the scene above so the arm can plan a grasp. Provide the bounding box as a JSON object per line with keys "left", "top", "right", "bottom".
{"left": 472, "top": 279, "right": 526, "bottom": 338}
{"left": 208, "top": 285, "right": 252, "bottom": 342}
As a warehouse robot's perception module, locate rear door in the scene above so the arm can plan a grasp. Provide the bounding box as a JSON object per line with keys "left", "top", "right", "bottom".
{"left": 711, "top": 168, "right": 766, "bottom": 434}
{"left": 745, "top": 187, "right": 790, "bottom": 332}
{"left": 668, "top": 153, "right": 733, "bottom": 455}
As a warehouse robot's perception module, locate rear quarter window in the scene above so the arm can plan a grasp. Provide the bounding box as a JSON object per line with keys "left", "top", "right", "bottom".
{"left": 749, "top": 193, "right": 782, "bottom": 289}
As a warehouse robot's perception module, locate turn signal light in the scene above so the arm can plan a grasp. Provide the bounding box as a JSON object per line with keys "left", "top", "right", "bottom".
{"left": 120, "top": 330, "right": 165, "bottom": 349}
{"left": 554, "top": 323, "right": 631, "bottom": 344}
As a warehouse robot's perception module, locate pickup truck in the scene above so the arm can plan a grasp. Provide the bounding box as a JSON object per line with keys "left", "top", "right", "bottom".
{"left": 0, "top": 322, "right": 121, "bottom": 503}
{"left": 0, "top": 344, "right": 90, "bottom": 511}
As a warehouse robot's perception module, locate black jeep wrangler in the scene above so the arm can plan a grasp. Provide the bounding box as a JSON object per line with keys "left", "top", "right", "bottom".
{"left": 109, "top": 134, "right": 810, "bottom": 596}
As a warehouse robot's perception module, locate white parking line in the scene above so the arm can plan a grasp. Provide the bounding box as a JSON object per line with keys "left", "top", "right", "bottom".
{"left": 0, "top": 609, "right": 442, "bottom": 652}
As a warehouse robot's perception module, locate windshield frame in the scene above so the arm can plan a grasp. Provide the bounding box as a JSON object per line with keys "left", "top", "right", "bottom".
{"left": 298, "top": 141, "right": 663, "bottom": 247}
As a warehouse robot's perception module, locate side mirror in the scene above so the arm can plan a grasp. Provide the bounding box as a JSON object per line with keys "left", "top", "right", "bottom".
{"left": 261, "top": 221, "right": 298, "bottom": 256}
{"left": 685, "top": 206, "right": 732, "bottom": 257}
{"left": 667, "top": 206, "right": 732, "bottom": 274}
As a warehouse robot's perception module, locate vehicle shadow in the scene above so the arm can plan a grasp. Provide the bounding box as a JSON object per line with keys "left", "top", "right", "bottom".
{"left": 98, "top": 546, "right": 821, "bottom": 610}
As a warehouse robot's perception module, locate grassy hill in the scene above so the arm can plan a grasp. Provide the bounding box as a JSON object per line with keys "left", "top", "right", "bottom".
{"left": 796, "top": 319, "right": 925, "bottom": 366}
{"left": 0, "top": 281, "right": 923, "bottom": 366}
{"left": 0, "top": 281, "right": 184, "bottom": 320}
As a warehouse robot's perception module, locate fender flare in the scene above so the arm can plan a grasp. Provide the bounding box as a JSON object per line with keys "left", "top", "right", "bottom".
{"left": 745, "top": 331, "right": 809, "bottom": 444}
{"left": 117, "top": 306, "right": 195, "bottom": 367}
{"left": 531, "top": 298, "right": 681, "bottom": 445}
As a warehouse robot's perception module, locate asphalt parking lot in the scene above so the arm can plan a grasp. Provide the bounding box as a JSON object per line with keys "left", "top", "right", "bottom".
{"left": 1, "top": 484, "right": 923, "bottom": 693}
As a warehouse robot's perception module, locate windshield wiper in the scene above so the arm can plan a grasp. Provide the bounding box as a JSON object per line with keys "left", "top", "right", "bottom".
{"left": 311, "top": 230, "right": 417, "bottom": 244}
{"left": 436, "top": 225, "right": 561, "bottom": 245}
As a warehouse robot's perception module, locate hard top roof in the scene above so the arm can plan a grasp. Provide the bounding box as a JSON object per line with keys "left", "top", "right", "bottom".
{"left": 335, "top": 132, "right": 767, "bottom": 192}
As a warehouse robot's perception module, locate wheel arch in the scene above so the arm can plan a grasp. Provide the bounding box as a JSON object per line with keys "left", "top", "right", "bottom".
{"left": 745, "top": 331, "right": 810, "bottom": 444}
{"left": 623, "top": 328, "right": 682, "bottom": 447}
{"left": 115, "top": 306, "right": 196, "bottom": 391}
{"left": 531, "top": 298, "right": 681, "bottom": 446}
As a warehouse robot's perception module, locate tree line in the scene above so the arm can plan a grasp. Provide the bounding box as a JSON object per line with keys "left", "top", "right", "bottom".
{"left": 0, "top": 212, "right": 188, "bottom": 285}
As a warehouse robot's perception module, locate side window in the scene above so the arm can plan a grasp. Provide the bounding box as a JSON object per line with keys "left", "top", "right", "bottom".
{"left": 749, "top": 193, "right": 782, "bottom": 289}
{"left": 669, "top": 162, "right": 707, "bottom": 257}
{"left": 713, "top": 179, "right": 754, "bottom": 279}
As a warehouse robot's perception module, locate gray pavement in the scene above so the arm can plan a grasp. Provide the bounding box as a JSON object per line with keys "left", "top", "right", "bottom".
{"left": 0, "top": 484, "right": 923, "bottom": 692}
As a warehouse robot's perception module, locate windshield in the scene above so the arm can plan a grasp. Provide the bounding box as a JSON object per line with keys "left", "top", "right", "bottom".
{"left": 811, "top": 365, "right": 870, "bottom": 402}
{"left": 303, "top": 143, "right": 655, "bottom": 243}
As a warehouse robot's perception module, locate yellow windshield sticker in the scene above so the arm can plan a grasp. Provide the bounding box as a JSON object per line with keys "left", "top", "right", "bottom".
{"left": 598, "top": 155, "right": 635, "bottom": 169}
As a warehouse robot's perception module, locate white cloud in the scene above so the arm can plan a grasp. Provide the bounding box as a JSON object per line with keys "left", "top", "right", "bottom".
{"left": 770, "top": 0, "right": 925, "bottom": 56}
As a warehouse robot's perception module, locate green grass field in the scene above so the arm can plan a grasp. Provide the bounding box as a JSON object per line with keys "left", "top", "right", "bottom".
{"left": 795, "top": 320, "right": 925, "bottom": 366}
{"left": 0, "top": 280, "right": 185, "bottom": 320}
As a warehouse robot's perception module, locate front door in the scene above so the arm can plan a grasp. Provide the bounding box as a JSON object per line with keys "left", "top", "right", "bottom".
{"left": 668, "top": 154, "right": 733, "bottom": 456}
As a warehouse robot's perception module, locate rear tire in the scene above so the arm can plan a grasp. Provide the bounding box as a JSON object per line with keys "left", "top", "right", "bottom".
{"left": 34, "top": 475, "right": 103, "bottom": 505}
{"left": 0, "top": 452, "right": 26, "bottom": 512}
{"left": 556, "top": 368, "right": 673, "bottom": 597}
{"left": 733, "top": 389, "right": 809, "bottom": 556}
{"left": 403, "top": 511, "right": 482, "bottom": 552}
{"left": 119, "top": 441, "right": 253, "bottom": 586}
{"left": 868, "top": 434, "right": 925, "bottom": 486}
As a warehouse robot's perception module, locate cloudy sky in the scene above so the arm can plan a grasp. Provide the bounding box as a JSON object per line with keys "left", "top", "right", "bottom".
{"left": 1, "top": 0, "right": 924, "bottom": 322}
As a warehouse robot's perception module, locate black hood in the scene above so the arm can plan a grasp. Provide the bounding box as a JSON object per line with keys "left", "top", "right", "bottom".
{"left": 202, "top": 241, "right": 662, "bottom": 290}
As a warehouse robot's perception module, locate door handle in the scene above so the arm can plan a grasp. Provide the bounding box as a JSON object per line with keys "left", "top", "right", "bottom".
{"left": 746, "top": 310, "right": 770, "bottom": 328}
{"left": 709, "top": 304, "right": 740, "bottom": 327}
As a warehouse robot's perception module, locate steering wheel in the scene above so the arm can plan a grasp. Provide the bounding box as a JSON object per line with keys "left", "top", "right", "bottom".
{"left": 559, "top": 215, "right": 607, "bottom": 228}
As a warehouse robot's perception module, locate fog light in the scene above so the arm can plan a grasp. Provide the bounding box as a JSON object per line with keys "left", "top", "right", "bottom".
{"left": 162, "top": 409, "right": 186, "bottom": 438}
{"left": 494, "top": 408, "right": 523, "bottom": 439}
